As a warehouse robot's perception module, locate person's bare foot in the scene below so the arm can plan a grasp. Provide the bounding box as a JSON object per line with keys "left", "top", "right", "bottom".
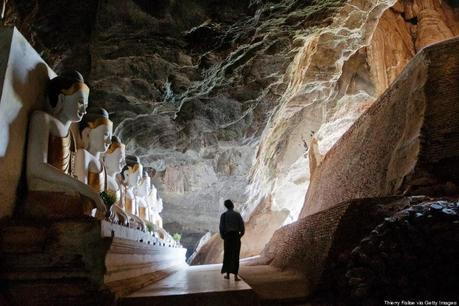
{"left": 224, "top": 274, "right": 230, "bottom": 279}
{"left": 235, "top": 276, "right": 241, "bottom": 281}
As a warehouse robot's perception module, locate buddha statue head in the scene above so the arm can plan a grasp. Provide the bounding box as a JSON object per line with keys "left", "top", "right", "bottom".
{"left": 121, "top": 155, "right": 143, "bottom": 188}
{"left": 104, "top": 136, "right": 126, "bottom": 175}
{"left": 79, "top": 107, "right": 113, "bottom": 155}
{"left": 47, "top": 70, "right": 89, "bottom": 122}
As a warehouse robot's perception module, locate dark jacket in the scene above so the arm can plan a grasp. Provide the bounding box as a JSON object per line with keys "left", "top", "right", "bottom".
{"left": 219, "top": 209, "right": 245, "bottom": 239}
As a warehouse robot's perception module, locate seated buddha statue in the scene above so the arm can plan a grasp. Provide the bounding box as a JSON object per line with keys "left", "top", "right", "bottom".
{"left": 135, "top": 169, "right": 152, "bottom": 222}
{"left": 26, "top": 71, "right": 106, "bottom": 218}
{"left": 121, "top": 155, "right": 146, "bottom": 231}
{"left": 141, "top": 168, "right": 163, "bottom": 228}
{"left": 102, "top": 136, "right": 129, "bottom": 225}
{"left": 75, "top": 107, "right": 114, "bottom": 218}
{"left": 149, "top": 194, "right": 164, "bottom": 229}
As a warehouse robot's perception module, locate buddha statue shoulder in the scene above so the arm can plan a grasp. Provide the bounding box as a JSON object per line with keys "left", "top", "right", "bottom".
{"left": 26, "top": 71, "right": 106, "bottom": 218}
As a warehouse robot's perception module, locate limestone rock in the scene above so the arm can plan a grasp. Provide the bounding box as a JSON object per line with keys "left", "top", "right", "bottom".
{"left": 3, "top": 0, "right": 99, "bottom": 75}
{"left": 258, "top": 36, "right": 459, "bottom": 300}
{"left": 301, "top": 36, "right": 459, "bottom": 218}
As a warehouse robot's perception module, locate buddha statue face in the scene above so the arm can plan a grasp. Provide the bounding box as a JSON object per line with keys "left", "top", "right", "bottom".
{"left": 87, "top": 123, "right": 112, "bottom": 153}
{"left": 49, "top": 71, "right": 90, "bottom": 123}
{"left": 104, "top": 137, "right": 126, "bottom": 174}
{"left": 80, "top": 108, "right": 113, "bottom": 154}
{"left": 127, "top": 163, "right": 143, "bottom": 187}
{"left": 59, "top": 86, "right": 89, "bottom": 122}
{"left": 122, "top": 155, "right": 143, "bottom": 188}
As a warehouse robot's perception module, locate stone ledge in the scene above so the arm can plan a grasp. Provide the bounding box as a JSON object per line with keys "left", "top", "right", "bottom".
{"left": 0, "top": 217, "right": 187, "bottom": 305}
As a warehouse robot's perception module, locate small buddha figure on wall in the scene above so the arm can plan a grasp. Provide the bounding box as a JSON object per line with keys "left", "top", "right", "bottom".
{"left": 26, "top": 71, "right": 106, "bottom": 217}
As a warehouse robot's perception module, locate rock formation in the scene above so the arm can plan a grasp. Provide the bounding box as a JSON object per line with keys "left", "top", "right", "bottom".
{"left": 301, "top": 35, "right": 459, "bottom": 218}
{"left": 1, "top": 0, "right": 459, "bottom": 303}
{"left": 341, "top": 200, "right": 459, "bottom": 304}
{"left": 86, "top": 0, "right": 349, "bottom": 254}
{"left": 4, "top": 0, "right": 459, "bottom": 261}
{"left": 192, "top": 0, "right": 459, "bottom": 263}
{"left": 258, "top": 36, "right": 459, "bottom": 301}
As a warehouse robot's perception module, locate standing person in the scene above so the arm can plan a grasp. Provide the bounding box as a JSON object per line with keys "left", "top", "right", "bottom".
{"left": 219, "top": 199, "right": 245, "bottom": 281}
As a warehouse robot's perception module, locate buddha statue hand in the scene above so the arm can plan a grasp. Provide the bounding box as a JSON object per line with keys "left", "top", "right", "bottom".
{"left": 85, "top": 190, "right": 107, "bottom": 219}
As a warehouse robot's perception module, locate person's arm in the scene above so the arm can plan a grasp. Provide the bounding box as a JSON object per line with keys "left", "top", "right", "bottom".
{"left": 238, "top": 213, "right": 245, "bottom": 237}
{"left": 219, "top": 213, "right": 225, "bottom": 239}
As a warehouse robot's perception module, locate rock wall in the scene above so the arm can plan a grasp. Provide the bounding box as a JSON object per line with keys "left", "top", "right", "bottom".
{"left": 249, "top": 0, "right": 459, "bottom": 225}
{"left": 195, "top": 0, "right": 459, "bottom": 262}
{"left": 301, "top": 36, "right": 459, "bottom": 218}
{"left": 260, "top": 37, "right": 459, "bottom": 294}
{"left": 3, "top": 0, "right": 98, "bottom": 76}
{"left": 87, "top": 0, "right": 348, "bottom": 253}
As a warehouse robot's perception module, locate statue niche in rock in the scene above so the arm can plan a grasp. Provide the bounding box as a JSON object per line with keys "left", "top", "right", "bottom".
{"left": 121, "top": 155, "right": 146, "bottom": 231}
{"left": 103, "top": 136, "right": 129, "bottom": 225}
{"left": 75, "top": 107, "right": 115, "bottom": 219}
{"left": 26, "top": 71, "right": 106, "bottom": 218}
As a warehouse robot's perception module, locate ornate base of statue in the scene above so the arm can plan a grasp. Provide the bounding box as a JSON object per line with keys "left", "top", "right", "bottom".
{"left": 0, "top": 217, "right": 186, "bottom": 305}
{"left": 22, "top": 191, "right": 95, "bottom": 220}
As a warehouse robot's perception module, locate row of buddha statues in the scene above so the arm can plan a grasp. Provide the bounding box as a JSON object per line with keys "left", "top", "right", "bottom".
{"left": 26, "top": 70, "right": 163, "bottom": 233}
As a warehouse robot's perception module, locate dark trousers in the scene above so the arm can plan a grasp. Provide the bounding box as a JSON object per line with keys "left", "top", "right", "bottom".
{"left": 221, "top": 231, "right": 241, "bottom": 274}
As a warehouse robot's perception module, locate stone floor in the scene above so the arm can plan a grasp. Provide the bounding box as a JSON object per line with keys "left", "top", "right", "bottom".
{"left": 119, "top": 264, "right": 258, "bottom": 306}
{"left": 239, "top": 265, "right": 311, "bottom": 303}
{"left": 119, "top": 263, "right": 312, "bottom": 306}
